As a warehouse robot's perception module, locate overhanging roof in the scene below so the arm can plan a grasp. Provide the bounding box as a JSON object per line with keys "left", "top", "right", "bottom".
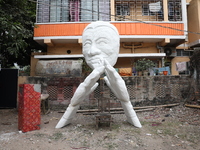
{"left": 34, "top": 53, "right": 166, "bottom": 59}
{"left": 34, "top": 35, "right": 186, "bottom": 47}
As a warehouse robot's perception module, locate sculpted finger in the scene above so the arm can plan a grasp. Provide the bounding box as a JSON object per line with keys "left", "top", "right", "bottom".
{"left": 84, "top": 66, "right": 105, "bottom": 85}
{"left": 104, "top": 60, "right": 120, "bottom": 79}
{"left": 95, "top": 66, "right": 105, "bottom": 74}
{"left": 104, "top": 76, "right": 111, "bottom": 88}
{"left": 85, "top": 82, "right": 99, "bottom": 96}
{"left": 105, "top": 66, "right": 120, "bottom": 81}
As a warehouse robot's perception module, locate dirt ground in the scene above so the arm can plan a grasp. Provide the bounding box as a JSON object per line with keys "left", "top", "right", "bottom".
{"left": 0, "top": 104, "right": 200, "bottom": 150}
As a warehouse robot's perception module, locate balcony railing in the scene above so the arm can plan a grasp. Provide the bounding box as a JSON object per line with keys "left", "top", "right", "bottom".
{"left": 36, "top": 0, "right": 182, "bottom": 23}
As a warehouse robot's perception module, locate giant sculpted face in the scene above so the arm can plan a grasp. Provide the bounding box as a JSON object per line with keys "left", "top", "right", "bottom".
{"left": 55, "top": 22, "right": 142, "bottom": 129}
{"left": 82, "top": 21, "right": 120, "bottom": 69}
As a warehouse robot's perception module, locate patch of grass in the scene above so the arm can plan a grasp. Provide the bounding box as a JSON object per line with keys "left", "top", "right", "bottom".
{"left": 147, "top": 120, "right": 179, "bottom": 136}
{"left": 111, "top": 123, "right": 121, "bottom": 130}
{"left": 164, "top": 121, "right": 180, "bottom": 127}
{"left": 161, "top": 128, "right": 174, "bottom": 136}
{"left": 123, "top": 128, "right": 141, "bottom": 135}
{"left": 177, "top": 129, "right": 200, "bottom": 144}
{"left": 133, "top": 128, "right": 142, "bottom": 135}
{"left": 105, "top": 132, "right": 117, "bottom": 139}
{"left": 33, "top": 133, "right": 46, "bottom": 137}
{"left": 104, "top": 142, "right": 118, "bottom": 150}
{"left": 49, "top": 132, "right": 63, "bottom": 141}
{"left": 122, "top": 125, "right": 142, "bottom": 135}
{"left": 81, "top": 139, "right": 89, "bottom": 147}
{"left": 140, "top": 120, "right": 150, "bottom": 126}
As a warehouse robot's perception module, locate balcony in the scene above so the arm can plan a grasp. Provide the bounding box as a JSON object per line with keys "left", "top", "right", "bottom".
{"left": 36, "top": 0, "right": 183, "bottom": 23}
{"left": 34, "top": 0, "right": 187, "bottom": 47}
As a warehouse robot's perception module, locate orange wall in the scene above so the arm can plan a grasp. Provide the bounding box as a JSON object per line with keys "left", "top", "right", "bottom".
{"left": 34, "top": 23, "right": 184, "bottom": 37}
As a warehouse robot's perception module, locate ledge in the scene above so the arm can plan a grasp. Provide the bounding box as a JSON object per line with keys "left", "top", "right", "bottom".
{"left": 34, "top": 53, "right": 166, "bottom": 59}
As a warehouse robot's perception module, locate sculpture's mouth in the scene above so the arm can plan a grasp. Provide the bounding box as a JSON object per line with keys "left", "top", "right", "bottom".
{"left": 88, "top": 56, "right": 105, "bottom": 65}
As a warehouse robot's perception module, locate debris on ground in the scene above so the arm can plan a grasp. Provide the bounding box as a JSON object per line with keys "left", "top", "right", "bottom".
{"left": 0, "top": 104, "right": 199, "bottom": 150}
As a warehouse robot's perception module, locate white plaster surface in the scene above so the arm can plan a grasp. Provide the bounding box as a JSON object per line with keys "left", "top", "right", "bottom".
{"left": 56, "top": 21, "right": 142, "bottom": 128}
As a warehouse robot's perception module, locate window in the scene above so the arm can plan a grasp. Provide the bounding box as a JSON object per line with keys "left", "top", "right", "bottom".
{"left": 178, "top": 62, "right": 190, "bottom": 75}
{"left": 142, "top": 4, "right": 155, "bottom": 16}
{"left": 69, "top": 0, "right": 80, "bottom": 22}
{"left": 116, "top": 2, "right": 130, "bottom": 16}
{"left": 37, "top": 0, "right": 50, "bottom": 23}
{"left": 81, "top": 0, "right": 110, "bottom": 21}
{"left": 168, "top": 0, "right": 182, "bottom": 21}
{"left": 114, "top": 0, "right": 164, "bottom": 21}
{"left": 50, "top": 0, "right": 67, "bottom": 22}
{"left": 176, "top": 49, "right": 193, "bottom": 56}
{"left": 37, "top": 0, "right": 110, "bottom": 23}
{"left": 142, "top": 2, "right": 163, "bottom": 16}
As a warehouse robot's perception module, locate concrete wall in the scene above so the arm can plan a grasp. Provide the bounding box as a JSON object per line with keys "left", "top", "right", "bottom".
{"left": 18, "top": 75, "right": 191, "bottom": 109}
{"left": 187, "top": 0, "right": 200, "bottom": 44}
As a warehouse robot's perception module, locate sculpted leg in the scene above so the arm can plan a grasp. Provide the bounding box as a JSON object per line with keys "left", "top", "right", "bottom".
{"left": 55, "top": 104, "right": 79, "bottom": 128}
{"left": 55, "top": 67, "right": 104, "bottom": 128}
{"left": 120, "top": 101, "right": 142, "bottom": 128}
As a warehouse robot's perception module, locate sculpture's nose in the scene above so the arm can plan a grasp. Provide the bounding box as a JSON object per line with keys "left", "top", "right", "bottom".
{"left": 88, "top": 44, "right": 101, "bottom": 56}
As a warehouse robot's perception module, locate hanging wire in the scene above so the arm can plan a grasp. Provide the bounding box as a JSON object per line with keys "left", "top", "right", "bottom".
{"left": 29, "top": 0, "right": 200, "bottom": 35}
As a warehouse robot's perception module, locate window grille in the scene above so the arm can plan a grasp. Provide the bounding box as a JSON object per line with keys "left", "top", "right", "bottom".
{"left": 156, "top": 84, "right": 166, "bottom": 98}
{"left": 36, "top": 0, "right": 182, "bottom": 23}
{"left": 47, "top": 86, "right": 58, "bottom": 100}
{"left": 170, "top": 84, "right": 181, "bottom": 98}
{"left": 80, "top": 0, "right": 110, "bottom": 21}
{"left": 116, "top": 2, "right": 130, "bottom": 16}
{"left": 37, "top": 0, "right": 50, "bottom": 23}
{"left": 36, "top": 0, "right": 110, "bottom": 23}
{"left": 63, "top": 86, "right": 73, "bottom": 100}
{"left": 176, "top": 49, "right": 193, "bottom": 56}
{"left": 168, "top": 0, "right": 182, "bottom": 21}
{"left": 142, "top": 3, "right": 156, "bottom": 16}
{"left": 115, "top": 0, "right": 164, "bottom": 21}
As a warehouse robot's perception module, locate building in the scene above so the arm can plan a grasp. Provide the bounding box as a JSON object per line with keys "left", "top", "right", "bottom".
{"left": 32, "top": 0, "right": 194, "bottom": 76}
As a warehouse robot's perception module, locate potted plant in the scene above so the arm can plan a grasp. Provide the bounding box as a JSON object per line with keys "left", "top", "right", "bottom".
{"left": 154, "top": 69, "right": 159, "bottom": 75}
{"left": 135, "top": 58, "right": 155, "bottom": 76}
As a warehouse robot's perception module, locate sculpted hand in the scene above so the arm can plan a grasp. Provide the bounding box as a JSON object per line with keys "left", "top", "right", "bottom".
{"left": 71, "top": 66, "right": 105, "bottom": 106}
{"left": 104, "top": 60, "right": 129, "bottom": 102}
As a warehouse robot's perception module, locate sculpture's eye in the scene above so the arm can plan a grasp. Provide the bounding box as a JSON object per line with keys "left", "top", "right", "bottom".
{"left": 83, "top": 41, "right": 92, "bottom": 47}
{"left": 96, "top": 38, "right": 108, "bottom": 46}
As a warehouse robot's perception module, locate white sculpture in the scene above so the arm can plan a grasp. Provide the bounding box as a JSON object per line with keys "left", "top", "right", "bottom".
{"left": 56, "top": 21, "right": 142, "bottom": 128}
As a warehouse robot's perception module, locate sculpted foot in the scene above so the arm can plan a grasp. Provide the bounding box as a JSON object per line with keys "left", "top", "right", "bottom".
{"left": 55, "top": 105, "right": 79, "bottom": 128}
{"left": 121, "top": 101, "right": 142, "bottom": 128}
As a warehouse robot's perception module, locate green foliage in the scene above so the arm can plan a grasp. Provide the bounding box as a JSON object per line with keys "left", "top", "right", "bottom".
{"left": 0, "top": 0, "right": 44, "bottom": 68}
{"left": 49, "top": 132, "right": 63, "bottom": 141}
{"left": 135, "top": 58, "right": 155, "bottom": 72}
{"left": 80, "top": 58, "right": 92, "bottom": 76}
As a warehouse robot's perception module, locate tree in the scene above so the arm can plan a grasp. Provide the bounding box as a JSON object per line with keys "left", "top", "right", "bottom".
{"left": 0, "top": 0, "right": 44, "bottom": 68}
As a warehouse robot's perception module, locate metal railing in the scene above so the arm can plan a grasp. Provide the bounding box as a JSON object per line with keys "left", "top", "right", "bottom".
{"left": 36, "top": 0, "right": 182, "bottom": 23}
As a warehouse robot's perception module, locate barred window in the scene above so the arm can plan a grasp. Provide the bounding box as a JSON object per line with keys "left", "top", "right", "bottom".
{"left": 36, "top": 0, "right": 110, "bottom": 23}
